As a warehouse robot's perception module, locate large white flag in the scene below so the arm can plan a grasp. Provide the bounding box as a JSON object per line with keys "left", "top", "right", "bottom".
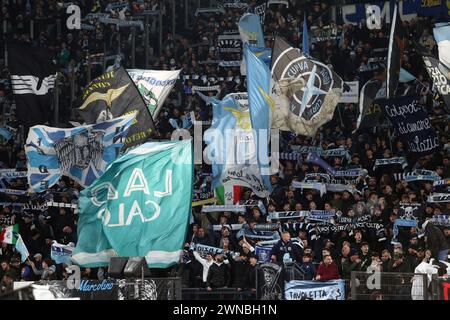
{"left": 127, "top": 69, "right": 181, "bottom": 118}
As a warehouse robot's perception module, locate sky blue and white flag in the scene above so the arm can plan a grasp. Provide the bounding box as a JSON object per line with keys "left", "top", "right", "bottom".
{"left": 302, "top": 12, "right": 309, "bottom": 56}
{"left": 15, "top": 234, "right": 29, "bottom": 263}
{"left": 245, "top": 44, "right": 274, "bottom": 194}
{"left": 25, "top": 113, "right": 136, "bottom": 193}
{"left": 51, "top": 241, "right": 75, "bottom": 265}
{"left": 239, "top": 13, "right": 265, "bottom": 48}
{"left": 433, "top": 23, "right": 450, "bottom": 68}
{"left": 204, "top": 91, "right": 270, "bottom": 198}
{"left": 72, "top": 140, "right": 193, "bottom": 268}
{"left": 241, "top": 46, "right": 271, "bottom": 76}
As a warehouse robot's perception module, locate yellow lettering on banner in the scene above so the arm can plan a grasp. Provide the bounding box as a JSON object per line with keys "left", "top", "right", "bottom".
{"left": 421, "top": 0, "right": 440, "bottom": 7}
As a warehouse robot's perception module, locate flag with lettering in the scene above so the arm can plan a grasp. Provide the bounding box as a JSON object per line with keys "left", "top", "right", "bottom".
{"left": 127, "top": 69, "right": 181, "bottom": 118}
{"left": 355, "top": 79, "right": 385, "bottom": 130}
{"left": 423, "top": 55, "right": 450, "bottom": 111}
{"left": 72, "top": 140, "right": 193, "bottom": 268}
{"left": 382, "top": 96, "right": 439, "bottom": 156}
{"left": 270, "top": 37, "right": 345, "bottom": 137}
{"left": 78, "top": 67, "right": 156, "bottom": 150}
{"left": 25, "top": 113, "right": 136, "bottom": 193}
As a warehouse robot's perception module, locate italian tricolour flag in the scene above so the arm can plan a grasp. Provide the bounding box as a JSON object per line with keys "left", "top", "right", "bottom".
{"left": 0, "top": 224, "right": 19, "bottom": 244}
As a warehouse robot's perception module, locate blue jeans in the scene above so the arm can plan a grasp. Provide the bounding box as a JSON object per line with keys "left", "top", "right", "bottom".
{"left": 438, "top": 249, "right": 449, "bottom": 261}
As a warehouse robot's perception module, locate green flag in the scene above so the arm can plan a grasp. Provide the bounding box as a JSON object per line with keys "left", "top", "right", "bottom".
{"left": 72, "top": 140, "right": 194, "bottom": 268}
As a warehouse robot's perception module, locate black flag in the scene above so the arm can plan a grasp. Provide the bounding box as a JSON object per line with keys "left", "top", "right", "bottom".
{"left": 386, "top": 3, "right": 406, "bottom": 98}
{"left": 248, "top": 0, "right": 268, "bottom": 24}
{"left": 355, "top": 79, "right": 384, "bottom": 130}
{"left": 78, "top": 66, "right": 156, "bottom": 150}
{"left": 382, "top": 96, "right": 439, "bottom": 157}
{"left": 8, "top": 44, "right": 57, "bottom": 127}
{"left": 423, "top": 55, "right": 450, "bottom": 112}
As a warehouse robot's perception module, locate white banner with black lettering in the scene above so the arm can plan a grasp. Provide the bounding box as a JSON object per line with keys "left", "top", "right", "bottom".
{"left": 339, "top": 81, "right": 359, "bottom": 103}
{"left": 284, "top": 279, "right": 345, "bottom": 300}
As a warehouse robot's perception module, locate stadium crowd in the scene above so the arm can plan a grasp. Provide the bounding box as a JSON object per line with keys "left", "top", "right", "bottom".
{"left": 0, "top": 0, "right": 449, "bottom": 299}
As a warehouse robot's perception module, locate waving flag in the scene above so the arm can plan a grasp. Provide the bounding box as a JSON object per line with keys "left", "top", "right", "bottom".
{"left": 51, "top": 241, "right": 75, "bottom": 264}
{"left": 8, "top": 44, "right": 57, "bottom": 127}
{"left": 204, "top": 92, "right": 270, "bottom": 198}
{"left": 78, "top": 67, "right": 155, "bottom": 150}
{"left": 386, "top": 3, "right": 406, "bottom": 98}
{"left": 423, "top": 55, "right": 450, "bottom": 111}
{"left": 240, "top": 46, "right": 271, "bottom": 76}
{"left": 127, "top": 69, "right": 181, "bottom": 118}
{"left": 355, "top": 79, "right": 385, "bottom": 130}
{"left": 239, "top": 13, "right": 265, "bottom": 47}
{"left": 302, "top": 12, "right": 309, "bottom": 56}
{"left": 15, "top": 234, "right": 29, "bottom": 263}
{"left": 0, "top": 224, "right": 19, "bottom": 244}
{"left": 433, "top": 23, "right": 450, "bottom": 68}
{"left": 270, "top": 37, "right": 345, "bottom": 137}
{"left": 26, "top": 113, "right": 136, "bottom": 193}
{"left": 72, "top": 140, "right": 193, "bottom": 268}
{"left": 245, "top": 44, "right": 273, "bottom": 193}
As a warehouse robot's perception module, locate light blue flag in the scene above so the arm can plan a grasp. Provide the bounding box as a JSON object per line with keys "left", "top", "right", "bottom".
{"left": 433, "top": 23, "right": 450, "bottom": 68}
{"left": 244, "top": 44, "right": 273, "bottom": 194}
{"left": 302, "top": 13, "right": 309, "bottom": 55}
{"left": 71, "top": 140, "right": 193, "bottom": 268}
{"left": 51, "top": 241, "right": 74, "bottom": 265}
{"left": 204, "top": 92, "right": 270, "bottom": 198}
{"left": 240, "top": 46, "right": 271, "bottom": 76}
{"left": 239, "top": 13, "right": 265, "bottom": 47}
{"left": 0, "top": 127, "right": 12, "bottom": 141}
{"left": 15, "top": 234, "right": 29, "bottom": 263}
{"left": 25, "top": 113, "right": 136, "bottom": 193}
{"left": 399, "top": 68, "right": 416, "bottom": 83}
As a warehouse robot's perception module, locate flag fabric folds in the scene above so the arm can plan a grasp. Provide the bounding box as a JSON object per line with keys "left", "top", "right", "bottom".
{"left": 127, "top": 69, "right": 181, "bottom": 118}
{"left": 302, "top": 12, "right": 309, "bottom": 56}
{"left": 423, "top": 55, "right": 450, "bottom": 111}
{"left": 356, "top": 79, "right": 385, "bottom": 130}
{"left": 386, "top": 3, "right": 406, "bottom": 98}
{"left": 8, "top": 44, "right": 57, "bottom": 127}
{"left": 0, "top": 224, "right": 19, "bottom": 244}
{"left": 78, "top": 67, "right": 155, "bottom": 150}
{"left": 245, "top": 44, "right": 273, "bottom": 194}
{"left": 72, "top": 140, "right": 193, "bottom": 268}
{"left": 382, "top": 96, "right": 439, "bottom": 156}
{"left": 204, "top": 92, "right": 270, "bottom": 198}
{"left": 26, "top": 113, "right": 136, "bottom": 193}
{"left": 270, "top": 36, "right": 345, "bottom": 137}
{"left": 15, "top": 234, "right": 29, "bottom": 263}
{"left": 51, "top": 241, "right": 75, "bottom": 265}
{"left": 239, "top": 13, "right": 265, "bottom": 48}
{"left": 433, "top": 23, "right": 450, "bottom": 68}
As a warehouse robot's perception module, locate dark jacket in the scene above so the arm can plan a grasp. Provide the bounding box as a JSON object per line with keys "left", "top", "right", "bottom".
{"left": 270, "top": 240, "right": 302, "bottom": 264}
{"left": 341, "top": 258, "right": 361, "bottom": 279}
{"left": 299, "top": 262, "right": 316, "bottom": 280}
{"left": 206, "top": 262, "right": 230, "bottom": 288}
{"left": 425, "top": 223, "right": 449, "bottom": 258}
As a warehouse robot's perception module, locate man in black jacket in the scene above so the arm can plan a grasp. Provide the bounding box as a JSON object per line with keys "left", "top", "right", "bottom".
{"left": 206, "top": 254, "right": 230, "bottom": 291}
{"left": 422, "top": 220, "right": 449, "bottom": 261}
{"left": 270, "top": 231, "right": 302, "bottom": 264}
